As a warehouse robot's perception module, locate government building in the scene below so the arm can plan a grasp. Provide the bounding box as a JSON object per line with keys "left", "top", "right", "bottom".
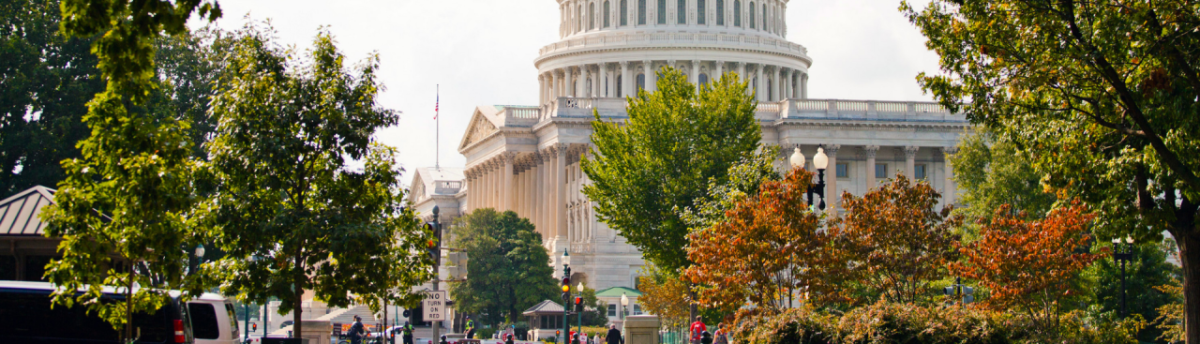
{"left": 409, "top": 0, "right": 969, "bottom": 315}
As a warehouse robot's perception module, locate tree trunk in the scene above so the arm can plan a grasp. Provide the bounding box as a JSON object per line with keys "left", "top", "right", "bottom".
{"left": 294, "top": 252, "right": 304, "bottom": 339}
{"left": 126, "top": 262, "right": 134, "bottom": 343}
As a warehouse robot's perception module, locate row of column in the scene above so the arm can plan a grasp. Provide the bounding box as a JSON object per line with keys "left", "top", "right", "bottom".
{"left": 538, "top": 60, "right": 807, "bottom": 104}
{"left": 784, "top": 144, "right": 958, "bottom": 209}
{"left": 465, "top": 144, "right": 582, "bottom": 244}
{"left": 561, "top": 0, "right": 789, "bottom": 38}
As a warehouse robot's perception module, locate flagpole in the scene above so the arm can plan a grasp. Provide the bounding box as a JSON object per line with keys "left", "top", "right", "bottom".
{"left": 436, "top": 84, "right": 440, "bottom": 170}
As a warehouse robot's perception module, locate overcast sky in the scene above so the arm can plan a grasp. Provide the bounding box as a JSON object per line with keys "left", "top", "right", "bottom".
{"left": 192, "top": 0, "right": 942, "bottom": 186}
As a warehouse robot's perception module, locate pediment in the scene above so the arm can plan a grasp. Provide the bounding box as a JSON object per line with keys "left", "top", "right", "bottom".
{"left": 458, "top": 107, "right": 500, "bottom": 151}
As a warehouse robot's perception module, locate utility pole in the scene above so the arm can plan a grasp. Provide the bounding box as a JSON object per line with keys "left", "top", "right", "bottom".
{"left": 431, "top": 206, "right": 442, "bottom": 344}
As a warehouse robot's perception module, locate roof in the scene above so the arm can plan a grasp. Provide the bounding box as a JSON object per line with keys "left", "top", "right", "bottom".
{"left": 0, "top": 185, "right": 56, "bottom": 236}
{"left": 595, "top": 287, "right": 642, "bottom": 298}
{"left": 412, "top": 168, "right": 465, "bottom": 202}
{"left": 522, "top": 300, "right": 565, "bottom": 315}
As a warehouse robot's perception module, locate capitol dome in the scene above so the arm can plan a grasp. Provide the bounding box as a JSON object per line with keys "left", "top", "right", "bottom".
{"left": 535, "top": 0, "right": 811, "bottom": 104}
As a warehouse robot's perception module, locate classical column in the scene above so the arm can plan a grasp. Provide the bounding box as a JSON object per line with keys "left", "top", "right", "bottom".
{"left": 502, "top": 152, "right": 515, "bottom": 212}
{"left": 942, "top": 147, "right": 958, "bottom": 206}
{"left": 692, "top": 60, "right": 701, "bottom": 93}
{"left": 801, "top": 73, "right": 808, "bottom": 99}
{"left": 755, "top": 64, "right": 765, "bottom": 101}
{"left": 538, "top": 75, "right": 545, "bottom": 105}
{"left": 865, "top": 145, "right": 879, "bottom": 189}
{"left": 715, "top": 61, "right": 725, "bottom": 81}
{"left": 783, "top": 69, "right": 793, "bottom": 99}
{"left": 737, "top": 62, "right": 747, "bottom": 89}
{"left": 904, "top": 146, "right": 919, "bottom": 180}
{"left": 600, "top": 62, "right": 609, "bottom": 97}
{"left": 526, "top": 162, "right": 536, "bottom": 220}
{"left": 771, "top": 67, "right": 781, "bottom": 101}
{"left": 826, "top": 145, "right": 840, "bottom": 209}
{"left": 555, "top": 143, "right": 569, "bottom": 241}
{"left": 536, "top": 153, "right": 546, "bottom": 235}
{"left": 644, "top": 60, "right": 657, "bottom": 92}
{"left": 620, "top": 61, "right": 630, "bottom": 97}
{"left": 550, "top": 71, "right": 559, "bottom": 100}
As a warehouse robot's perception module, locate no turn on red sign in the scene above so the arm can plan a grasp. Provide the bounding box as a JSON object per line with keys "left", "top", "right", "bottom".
{"left": 423, "top": 290, "right": 448, "bottom": 321}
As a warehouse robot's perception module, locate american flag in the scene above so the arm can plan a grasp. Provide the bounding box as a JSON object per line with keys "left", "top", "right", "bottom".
{"left": 434, "top": 93, "right": 439, "bottom": 120}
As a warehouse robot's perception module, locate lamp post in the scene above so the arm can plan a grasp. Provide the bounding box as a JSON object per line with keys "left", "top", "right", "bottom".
{"left": 562, "top": 251, "right": 571, "bottom": 344}
{"left": 619, "top": 293, "right": 629, "bottom": 321}
{"left": 576, "top": 282, "right": 584, "bottom": 344}
{"left": 1112, "top": 236, "right": 1135, "bottom": 318}
{"left": 789, "top": 147, "right": 829, "bottom": 210}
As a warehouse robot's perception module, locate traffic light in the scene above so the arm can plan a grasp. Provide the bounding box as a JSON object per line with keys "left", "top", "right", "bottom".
{"left": 425, "top": 223, "right": 440, "bottom": 262}
{"left": 444, "top": 252, "right": 470, "bottom": 280}
{"left": 252, "top": 323, "right": 257, "bottom": 332}
{"left": 561, "top": 275, "right": 571, "bottom": 300}
{"left": 574, "top": 296, "right": 583, "bottom": 312}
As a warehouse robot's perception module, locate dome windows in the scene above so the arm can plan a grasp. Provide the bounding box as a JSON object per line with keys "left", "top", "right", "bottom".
{"left": 749, "top": 1, "right": 755, "bottom": 29}
{"left": 734, "top": 0, "right": 741, "bottom": 27}
{"left": 658, "top": 0, "right": 667, "bottom": 24}
{"left": 716, "top": 0, "right": 724, "bottom": 26}
{"left": 589, "top": 3, "right": 596, "bottom": 30}
{"left": 604, "top": 1, "right": 611, "bottom": 28}
{"left": 638, "top": 0, "right": 646, "bottom": 25}
{"left": 621, "top": 0, "right": 628, "bottom": 26}
{"left": 677, "top": 0, "right": 686, "bottom": 24}
{"left": 698, "top": 0, "right": 706, "bottom": 25}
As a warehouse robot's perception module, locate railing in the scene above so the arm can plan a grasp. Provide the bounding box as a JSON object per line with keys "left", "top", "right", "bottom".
{"left": 526, "top": 97, "right": 963, "bottom": 123}
{"left": 537, "top": 31, "right": 809, "bottom": 58}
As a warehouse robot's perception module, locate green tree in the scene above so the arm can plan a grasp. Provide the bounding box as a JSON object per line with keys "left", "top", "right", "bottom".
{"left": 904, "top": 1, "right": 1200, "bottom": 340}
{"left": 1086, "top": 239, "right": 1182, "bottom": 342}
{"left": 680, "top": 146, "right": 784, "bottom": 232}
{"left": 951, "top": 128, "right": 1057, "bottom": 222}
{"left": 200, "top": 24, "right": 432, "bottom": 336}
{"left": 1, "top": 0, "right": 100, "bottom": 194}
{"left": 448, "top": 208, "right": 557, "bottom": 327}
{"left": 582, "top": 67, "right": 760, "bottom": 273}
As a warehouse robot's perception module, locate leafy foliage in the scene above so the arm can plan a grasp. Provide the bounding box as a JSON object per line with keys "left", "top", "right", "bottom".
{"left": 903, "top": 0, "right": 1200, "bottom": 339}
{"left": 679, "top": 147, "right": 784, "bottom": 233}
{"left": 684, "top": 168, "right": 826, "bottom": 313}
{"left": 582, "top": 68, "right": 760, "bottom": 272}
{"left": 638, "top": 265, "right": 692, "bottom": 330}
{"left": 828, "top": 173, "right": 961, "bottom": 305}
{"left": 200, "top": 23, "right": 431, "bottom": 336}
{"left": 951, "top": 128, "right": 1057, "bottom": 221}
{"left": 448, "top": 209, "right": 557, "bottom": 327}
{"left": 952, "top": 203, "right": 1104, "bottom": 333}
{"left": 1085, "top": 239, "right": 1181, "bottom": 342}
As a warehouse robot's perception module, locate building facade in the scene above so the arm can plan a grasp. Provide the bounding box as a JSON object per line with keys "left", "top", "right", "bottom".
{"left": 409, "top": 0, "right": 969, "bottom": 295}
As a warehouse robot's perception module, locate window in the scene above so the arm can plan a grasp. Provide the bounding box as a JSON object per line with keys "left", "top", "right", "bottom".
{"left": 638, "top": 0, "right": 646, "bottom": 24}
{"left": 580, "top": 6, "right": 585, "bottom": 31}
{"left": 699, "top": 73, "right": 709, "bottom": 86}
{"left": 634, "top": 304, "right": 643, "bottom": 315}
{"left": 836, "top": 163, "right": 849, "bottom": 178}
{"left": 716, "top": 0, "right": 723, "bottom": 25}
{"left": 604, "top": 1, "right": 611, "bottom": 27}
{"left": 678, "top": 0, "right": 686, "bottom": 24}
{"left": 621, "top": 0, "right": 628, "bottom": 26}
{"left": 589, "top": 3, "right": 595, "bottom": 30}
{"left": 915, "top": 164, "right": 927, "bottom": 180}
{"left": 875, "top": 163, "right": 887, "bottom": 179}
{"left": 698, "top": 0, "right": 706, "bottom": 24}
{"left": 637, "top": 73, "right": 646, "bottom": 91}
{"left": 608, "top": 304, "right": 617, "bottom": 317}
{"left": 658, "top": 0, "right": 667, "bottom": 24}
{"left": 189, "top": 303, "right": 220, "bottom": 339}
{"left": 761, "top": 4, "right": 766, "bottom": 31}
{"left": 749, "top": 1, "right": 755, "bottom": 28}
{"left": 733, "top": 0, "right": 740, "bottom": 26}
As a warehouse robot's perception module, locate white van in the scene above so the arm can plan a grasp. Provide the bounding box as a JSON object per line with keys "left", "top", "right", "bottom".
{"left": 188, "top": 293, "right": 241, "bottom": 344}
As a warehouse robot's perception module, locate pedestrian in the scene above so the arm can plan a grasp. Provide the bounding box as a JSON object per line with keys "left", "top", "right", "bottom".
{"left": 605, "top": 324, "right": 622, "bottom": 344}
{"left": 700, "top": 331, "right": 712, "bottom": 344}
{"left": 712, "top": 323, "right": 727, "bottom": 344}
{"left": 466, "top": 316, "right": 477, "bottom": 339}
{"left": 402, "top": 321, "right": 415, "bottom": 344}
{"left": 505, "top": 334, "right": 515, "bottom": 344}
{"left": 349, "top": 315, "right": 366, "bottom": 344}
{"left": 689, "top": 317, "right": 706, "bottom": 344}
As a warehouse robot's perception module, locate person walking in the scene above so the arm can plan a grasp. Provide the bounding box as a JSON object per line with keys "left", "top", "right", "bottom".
{"left": 689, "top": 317, "right": 706, "bottom": 344}
{"left": 349, "top": 316, "right": 366, "bottom": 344}
{"left": 605, "top": 324, "right": 622, "bottom": 344}
{"left": 505, "top": 333, "right": 515, "bottom": 344}
{"left": 712, "top": 323, "right": 728, "bottom": 344}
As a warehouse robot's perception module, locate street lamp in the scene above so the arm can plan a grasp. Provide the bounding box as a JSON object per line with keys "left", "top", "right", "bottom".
{"left": 1113, "top": 236, "right": 1135, "bottom": 318}
{"left": 620, "top": 292, "right": 629, "bottom": 320}
{"left": 576, "top": 281, "right": 585, "bottom": 343}
{"left": 789, "top": 147, "right": 829, "bottom": 210}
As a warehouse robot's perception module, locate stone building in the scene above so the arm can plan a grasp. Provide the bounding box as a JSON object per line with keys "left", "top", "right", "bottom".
{"left": 409, "top": 0, "right": 969, "bottom": 296}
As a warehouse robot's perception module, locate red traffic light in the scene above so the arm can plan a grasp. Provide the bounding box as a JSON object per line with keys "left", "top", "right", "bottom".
{"left": 575, "top": 296, "right": 582, "bottom": 305}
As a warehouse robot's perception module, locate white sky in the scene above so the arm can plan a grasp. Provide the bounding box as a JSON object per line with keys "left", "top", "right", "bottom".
{"left": 193, "top": 0, "right": 941, "bottom": 186}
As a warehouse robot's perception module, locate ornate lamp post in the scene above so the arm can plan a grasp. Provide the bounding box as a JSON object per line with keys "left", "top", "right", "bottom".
{"left": 577, "top": 281, "right": 585, "bottom": 344}
{"left": 561, "top": 251, "right": 571, "bottom": 344}
{"left": 1112, "top": 236, "right": 1135, "bottom": 318}
{"left": 789, "top": 147, "right": 830, "bottom": 210}
{"left": 619, "top": 293, "right": 629, "bottom": 320}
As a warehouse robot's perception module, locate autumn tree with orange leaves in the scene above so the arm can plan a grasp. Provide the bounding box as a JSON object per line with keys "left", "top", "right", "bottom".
{"left": 952, "top": 202, "right": 1105, "bottom": 332}
{"left": 829, "top": 173, "right": 962, "bottom": 305}
{"left": 684, "top": 168, "right": 838, "bottom": 313}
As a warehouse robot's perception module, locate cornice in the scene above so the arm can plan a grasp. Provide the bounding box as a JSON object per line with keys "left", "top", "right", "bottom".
{"left": 771, "top": 118, "right": 973, "bottom": 130}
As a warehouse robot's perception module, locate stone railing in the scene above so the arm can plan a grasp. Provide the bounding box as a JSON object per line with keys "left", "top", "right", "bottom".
{"left": 537, "top": 31, "right": 808, "bottom": 59}
{"left": 510, "top": 97, "right": 964, "bottom": 123}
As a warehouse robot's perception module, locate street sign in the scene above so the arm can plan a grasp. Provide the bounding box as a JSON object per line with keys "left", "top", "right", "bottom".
{"left": 423, "top": 290, "right": 448, "bottom": 321}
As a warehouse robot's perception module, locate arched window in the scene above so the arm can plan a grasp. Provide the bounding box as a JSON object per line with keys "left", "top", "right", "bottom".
{"left": 621, "top": 0, "right": 628, "bottom": 26}
{"left": 698, "top": 0, "right": 706, "bottom": 24}
{"left": 733, "top": 0, "right": 740, "bottom": 27}
{"left": 604, "top": 1, "right": 611, "bottom": 27}
{"left": 677, "top": 0, "right": 686, "bottom": 24}
{"left": 716, "top": 0, "right": 724, "bottom": 25}
{"left": 749, "top": 1, "right": 755, "bottom": 29}
{"left": 699, "top": 74, "right": 709, "bottom": 86}
{"left": 658, "top": 0, "right": 667, "bottom": 24}
{"left": 589, "top": 3, "right": 596, "bottom": 30}
{"left": 637, "top": 73, "right": 646, "bottom": 91}
{"left": 638, "top": 0, "right": 647, "bottom": 25}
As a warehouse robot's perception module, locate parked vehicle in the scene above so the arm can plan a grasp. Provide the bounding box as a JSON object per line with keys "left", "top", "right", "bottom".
{"left": 188, "top": 293, "right": 241, "bottom": 344}
{"left": 0, "top": 281, "right": 195, "bottom": 343}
